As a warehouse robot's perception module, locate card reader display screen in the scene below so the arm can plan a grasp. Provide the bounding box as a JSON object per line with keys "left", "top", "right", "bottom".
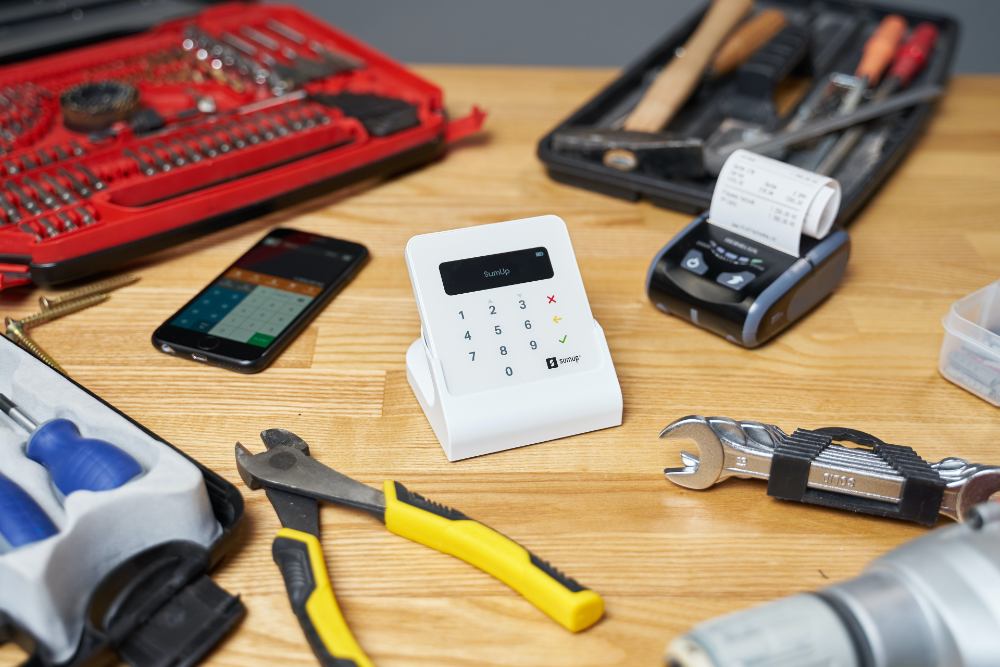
{"left": 439, "top": 247, "right": 553, "bottom": 295}
{"left": 170, "top": 234, "right": 355, "bottom": 347}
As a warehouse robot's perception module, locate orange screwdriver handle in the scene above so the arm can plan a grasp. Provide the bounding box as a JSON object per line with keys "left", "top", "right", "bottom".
{"left": 889, "top": 22, "right": 940, "bottom": 87}
{"left": 855, "top": 14, "right": 907, "bottom": 85}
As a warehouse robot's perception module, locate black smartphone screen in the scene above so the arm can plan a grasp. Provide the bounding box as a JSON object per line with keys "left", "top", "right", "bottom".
{"left": 153, "top": 228, "right": 367, "bottom": 370}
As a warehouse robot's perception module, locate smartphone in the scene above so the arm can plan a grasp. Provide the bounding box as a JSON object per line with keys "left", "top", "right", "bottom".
{"left": 152, "top": 228, "right": 368, "bottom": 373}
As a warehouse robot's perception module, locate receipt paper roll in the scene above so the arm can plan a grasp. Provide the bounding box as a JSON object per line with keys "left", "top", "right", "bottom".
{"left": 709, "top": 149, "right": 841, "bottom": 257}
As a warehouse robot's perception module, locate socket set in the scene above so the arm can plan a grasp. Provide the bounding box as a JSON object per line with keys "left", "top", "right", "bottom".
{"left": 0, "top": 2, "right": 485, "bottom": 291}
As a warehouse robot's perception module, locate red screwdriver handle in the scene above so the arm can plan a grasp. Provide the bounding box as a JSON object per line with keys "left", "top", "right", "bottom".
{"left": 890, "top": 22, "right": 939, "bottom": 87}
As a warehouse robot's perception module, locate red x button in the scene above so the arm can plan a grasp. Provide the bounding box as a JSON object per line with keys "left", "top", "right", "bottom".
{"left": 547, "top": 295, "right": 557, "bottom": 304}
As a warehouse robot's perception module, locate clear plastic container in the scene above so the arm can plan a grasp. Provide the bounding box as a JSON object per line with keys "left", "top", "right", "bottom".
{"left": 939, "top": 280, "right": 1000, "bottom": 407}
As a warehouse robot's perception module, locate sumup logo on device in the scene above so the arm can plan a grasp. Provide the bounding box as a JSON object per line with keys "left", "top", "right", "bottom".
{"left": 546, "top": 355, "right": 580, "bottom": 369}
{"left": 483, "top": 268, "right": 511, "bottom": 278}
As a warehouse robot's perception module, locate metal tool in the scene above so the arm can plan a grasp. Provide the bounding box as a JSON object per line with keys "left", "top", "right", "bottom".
{"left": 263, "top": 19, "right": 363, "bottom": 75}
{"left": 3, "top": 321, "right": 61, "bottom": 372}
{"left": 666, "top": 501, "right": 1000, "bottom": 667}
{"left": 554, "top": 83, "right": 942, "bottom": 176}
{"left": 7, "top": 181, "right": 41, "bottom": 216}
{"left": 75, "top": 205, "right": 96, "bottom": 227}
{"left": 75, "top": 164, "right": 105, "bottom": 191}
{"left": 661, "top": 415, "right": 1000, "bottom": 525}
{"left": 57, "top": 167, "right": 91, "bottom": 197}
{"left": 172, "top": 138, "right": 201, "bottom": 163}
{"left": 60, "top": 80, "right": 140, "bottom": 132}
{"left": 835, "top": 26, "right": 943, "bottom": 193}
{"left": 34, "top": 215, "right": 59, "bottom": 238}
{"left": 817, "top": 21, "right": 939, "bottom": 175}
{"left": 194, "top": 134, "right": 219, "bottom": 158}
{"left": 0, "top": 192, "right": 21, "bottom": 223}
{"left": 5, "top": 293, "right": 108, "bottom": 372}
{"left": 22, "top": 176, "right": 57, "bottom": 210}
{"left": 41, "top": 173, "right": 76, "bottom": 204}
{"left": 154, "top": 141, "right": 185, "bottom": 167}
{"left": 236, "top": 429, "right": 603, "bottom": 665}
{"left": 39, "top": 273, "right": 139, "bottom": 310}
{"left": 56, "top": 211, "right": 77, "bottom": 232}
{"left": 0, "top": 394, "right": 142, "bottom": 494}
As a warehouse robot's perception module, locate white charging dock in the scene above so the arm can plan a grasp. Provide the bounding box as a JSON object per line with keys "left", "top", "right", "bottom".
{"left": 404, "top": 215, "right": 623, "bottom": 460}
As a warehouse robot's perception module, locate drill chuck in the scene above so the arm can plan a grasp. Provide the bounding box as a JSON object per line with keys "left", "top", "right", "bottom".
{"left": 666, "top": 502, "right": 1000, "bottom": 667}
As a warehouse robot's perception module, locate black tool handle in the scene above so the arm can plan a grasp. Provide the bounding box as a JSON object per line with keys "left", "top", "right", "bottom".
{"left": 272, "top": 529, "right": 371, "bottom": 667}
{"left": 727, "top": 23, "right": 810, "bottom": 124}
{"left": 767, "top": 428, "right": 945, "bottom": 526}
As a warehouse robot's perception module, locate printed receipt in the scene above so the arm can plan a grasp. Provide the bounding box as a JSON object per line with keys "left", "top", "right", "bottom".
{"left": 709, "top": 149, "right": 841, "bottom": 257}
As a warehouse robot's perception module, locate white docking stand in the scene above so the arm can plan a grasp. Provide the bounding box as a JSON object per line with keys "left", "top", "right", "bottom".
{"left": 405, "top": 215, "right": 622, "bottom": 460}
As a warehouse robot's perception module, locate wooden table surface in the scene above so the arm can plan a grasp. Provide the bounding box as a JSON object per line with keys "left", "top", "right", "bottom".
{"left": 2, "top": 67, "right": 998, "bottom": 667}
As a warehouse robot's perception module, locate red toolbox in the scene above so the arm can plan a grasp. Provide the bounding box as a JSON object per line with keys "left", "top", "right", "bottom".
{"left": 0, "top": 1, "right": 485, "bottom": 291}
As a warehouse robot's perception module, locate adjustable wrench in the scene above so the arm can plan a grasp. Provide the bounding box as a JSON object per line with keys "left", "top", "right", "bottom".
{"left": 661, "top": 415, "right": 1000, "bottom": 525}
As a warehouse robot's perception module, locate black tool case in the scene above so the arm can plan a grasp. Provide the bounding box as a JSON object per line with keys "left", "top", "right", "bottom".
{"left": 0, "top": 335, "right": 245, "bottom": 667}
{"left": 537, "top": 0, "right": 958, "bottom": 223}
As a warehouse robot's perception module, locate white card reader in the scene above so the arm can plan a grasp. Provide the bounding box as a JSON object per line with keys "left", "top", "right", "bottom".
{"left": 405, "top": 215, "right": 622, "bottom": 460}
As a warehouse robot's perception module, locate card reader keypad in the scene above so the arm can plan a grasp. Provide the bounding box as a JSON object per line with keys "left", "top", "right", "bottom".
{"left": 407, "top": 217, "right": 602, "bottom": 397}
{"left": 447, "top": 287, "right": 596, "bottom": 395}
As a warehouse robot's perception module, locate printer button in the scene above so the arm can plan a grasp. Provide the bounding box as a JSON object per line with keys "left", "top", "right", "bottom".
{"left": 717, "top": 271, "right": 755, "bottom": 291}
{"left": 681, "top": 249, "right": 709, "bottom": 276}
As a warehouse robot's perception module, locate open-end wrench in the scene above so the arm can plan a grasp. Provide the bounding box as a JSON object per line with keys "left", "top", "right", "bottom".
{"left": 661, "top": 415, "right": 1000, "bottom": 524}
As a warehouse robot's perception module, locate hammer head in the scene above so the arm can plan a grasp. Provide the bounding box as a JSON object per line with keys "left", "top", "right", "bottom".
{"left": 550, "top": 127, "right": 706, "bottom": 178}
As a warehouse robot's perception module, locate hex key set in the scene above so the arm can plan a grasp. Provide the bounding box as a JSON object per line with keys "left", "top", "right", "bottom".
{"left": 0, "top": 2, "right": 484, "bottom": 291}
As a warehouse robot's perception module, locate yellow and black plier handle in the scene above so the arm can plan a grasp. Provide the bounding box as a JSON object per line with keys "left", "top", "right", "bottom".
{"left": 273, "top": 527, "right": 372, "bottom": 667}
{"left": 270, "top": 480, "right": 604, "bottom": 666}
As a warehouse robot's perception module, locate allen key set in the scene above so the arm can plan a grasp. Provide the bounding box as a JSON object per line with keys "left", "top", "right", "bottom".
{"left": 0, "top": 3, "right": 485, "bottom": 291}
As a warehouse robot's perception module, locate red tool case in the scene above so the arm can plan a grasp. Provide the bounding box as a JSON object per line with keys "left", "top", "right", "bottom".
{"left": 0, "top": 1, "right": 484, "bottom": 291}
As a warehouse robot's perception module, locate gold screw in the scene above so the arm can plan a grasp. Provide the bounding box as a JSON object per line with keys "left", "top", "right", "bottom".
{"left": 40, "top": 274, "right": 139, "bottom": 310}
{"left": 4, "top": 323, "right": 66, "bottom": 374}
{"left": 9, "top": 292, "right": 108, "bottom": 332}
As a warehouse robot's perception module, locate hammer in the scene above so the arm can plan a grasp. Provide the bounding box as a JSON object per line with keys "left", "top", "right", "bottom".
{"left": 557, "top": 0, "right": 752, "bottom": 172}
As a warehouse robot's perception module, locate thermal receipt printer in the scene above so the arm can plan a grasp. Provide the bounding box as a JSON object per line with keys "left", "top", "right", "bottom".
{"left": 646, "top": 150, "right": 851, "bottom": 348}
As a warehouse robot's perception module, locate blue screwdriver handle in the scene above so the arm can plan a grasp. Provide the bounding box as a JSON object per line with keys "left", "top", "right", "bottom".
{"left": 26, "top": 419, "right": 143, "bottom": 494}
{"left": 0, "top": 472, "right": 58, "bottom": 548}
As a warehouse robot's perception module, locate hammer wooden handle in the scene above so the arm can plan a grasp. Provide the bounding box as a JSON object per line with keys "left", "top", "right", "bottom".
{"left": 710, "top": 8, "right": 787, "bottom": 76}
{"left": 624, "top": 0, "right": 752, "bottom": 133}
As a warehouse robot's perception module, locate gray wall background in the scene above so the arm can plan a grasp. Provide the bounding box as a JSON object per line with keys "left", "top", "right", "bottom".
{"left": 278, "top": 1, "right": 998, "bottom": 73}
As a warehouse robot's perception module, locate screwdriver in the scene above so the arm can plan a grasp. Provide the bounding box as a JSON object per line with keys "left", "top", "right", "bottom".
{"left": 0, "top": 394, "right": 142, "bottom": 494}
{"left": 0, "top": 472, "right": 57, "bottom": 548}
{"left": 817, "top": 21, "right": 939, "bottom": 175}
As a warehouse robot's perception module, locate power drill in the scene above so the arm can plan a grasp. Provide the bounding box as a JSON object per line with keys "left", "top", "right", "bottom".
{"left": 666, "top": 501, "right": 1000, "bottom": 667}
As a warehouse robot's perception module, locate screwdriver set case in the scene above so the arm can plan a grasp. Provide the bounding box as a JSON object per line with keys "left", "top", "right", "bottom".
{"left": 0, "top": 1, "right": 484, "bottom": 292}
{"left": 0, "top": 336, "right": 245, "bottom": 666}
{"left": 537, "top": 0, "right": 957, "bottom": 223}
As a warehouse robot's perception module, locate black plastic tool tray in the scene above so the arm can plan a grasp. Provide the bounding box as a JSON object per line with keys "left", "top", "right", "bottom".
{"left": 537, "top": 0, "right": 958, "bottom": 223}
{"left": 0, "top": 335, "right": 245, "bottom": 667}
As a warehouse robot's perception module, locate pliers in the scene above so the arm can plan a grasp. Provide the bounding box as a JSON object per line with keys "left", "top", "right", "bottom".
{"left": 235, "top": 429, "right": 603, "bottom": 666}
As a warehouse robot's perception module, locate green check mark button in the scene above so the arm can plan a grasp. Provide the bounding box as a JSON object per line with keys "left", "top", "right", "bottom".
{"left": 559, "top": 335, "right": 568, "bottom": 344}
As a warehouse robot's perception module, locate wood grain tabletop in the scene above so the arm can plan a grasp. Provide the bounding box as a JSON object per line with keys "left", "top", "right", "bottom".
{"left": 1, "top": 67, "right": 998, "bottom": 666}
